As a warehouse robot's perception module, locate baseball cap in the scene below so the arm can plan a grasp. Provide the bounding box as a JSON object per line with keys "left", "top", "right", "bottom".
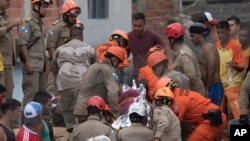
{"left": 197, "top": 12, "right": 218, "bottom": 25}
{"left": 24, "top": 101, "right": 43, "bottom": 118}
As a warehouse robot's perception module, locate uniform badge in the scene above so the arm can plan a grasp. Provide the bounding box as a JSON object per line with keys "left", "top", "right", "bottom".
{"left": 112, "top": 72, "right": 118, "bottom": 80}
{"left": 48, "top": 29, "right": 53, "bottom": 34}
{"left": 173, "top": 105, "right": 179, "bottom": 111}
{"left": 184, "top": 57, "right": 190, "bottom": 63}
{"left": 21, "top": 26, "right": 29, "bottom": 33}
{"left": 155, "top": 108, "right": 162, "bottom": 116}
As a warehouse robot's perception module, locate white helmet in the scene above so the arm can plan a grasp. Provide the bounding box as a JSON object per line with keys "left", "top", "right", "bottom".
{"left": 128, "top": 102, "right": 147, "bottom": 116}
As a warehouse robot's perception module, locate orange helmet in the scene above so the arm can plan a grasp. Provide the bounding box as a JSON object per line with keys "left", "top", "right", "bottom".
{"left": 147, "top": 51, "right": 167, "bottom": 67}
{"left": 61, "top": 0, "right": 81, "bottom": 16}
{"left": 31, "top": 0, "right": 53, "bottom": 4}
{"left": 165, "top": 23, "right": 185, "bottom": 38}
{"left": 87, "top": 96, "right": 106, "bottom": 111}
{"left": 110, "top": 30, "right": 129, "bottom": 48}
{"left": 106, "top": 46, "right": 127, "bottom": 62}
{"left": 156, "top": 77, "right": 178, "bottom": 91}
{"left": 147, "top": 44, "right": 165, "bottom": 56}
{"left": 104, "top": 104, "right": 111, "bottom": 113}
{"left": 154, "top": 87, "right": 174, "bottom": 100}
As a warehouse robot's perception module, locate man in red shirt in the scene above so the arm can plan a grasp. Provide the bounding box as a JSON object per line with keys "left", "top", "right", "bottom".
{"left": 16, "top": 101, "right": 43, "bottom": 141}
{"left": 128, "top": 12, "right": 165, "bottom": 82}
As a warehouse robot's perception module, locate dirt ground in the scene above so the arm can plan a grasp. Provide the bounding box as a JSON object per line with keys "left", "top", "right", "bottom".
{"left": 14, "top": 127, "right": 69, "bottom": 141}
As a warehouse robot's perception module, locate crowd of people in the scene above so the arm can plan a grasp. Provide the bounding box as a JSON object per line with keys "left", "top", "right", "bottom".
{"left": 0, "top": 0, "right": 250, "bottom": 141}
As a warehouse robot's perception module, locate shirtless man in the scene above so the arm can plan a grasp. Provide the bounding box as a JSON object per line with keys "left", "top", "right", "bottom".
{"left": 189, "top": 23, "right": 222, "bottom": 106}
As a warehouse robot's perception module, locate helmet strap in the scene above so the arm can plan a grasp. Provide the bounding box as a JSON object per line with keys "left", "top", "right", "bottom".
{"left": 33, "top": 3, "right": 45, "bottom": 18}
{"left": 169, "top": 38, "right": 176, "bottom": 49}
{"left": 63, "top": 15, "right": 76, "bottom": 26}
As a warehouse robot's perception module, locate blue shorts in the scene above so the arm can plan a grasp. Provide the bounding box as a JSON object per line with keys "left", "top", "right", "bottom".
{"left": 208, "top": 83, "right": 224, "bottom": 106}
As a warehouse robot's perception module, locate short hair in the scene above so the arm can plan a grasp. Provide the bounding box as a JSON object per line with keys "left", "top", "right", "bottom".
{"left": 216, "top": 21, "right": 230, "bottom": 31}
{"left": 132, "top": 12, "right": 145, "bottom": 21}
{"left": 129, "top": 113, "right": 143, "bottom": 123}
{"left": 70, "top": 23, "right": 84, "bottom": 38}
{"left": 227, "top": 16, "right": 240, "bottom": 25}
{"left": 1, "top": 99, "right": 21, "bottom": 115}
{"left": 33, "top": 91, "right": 52, "bottom": 105}
{"left": 0, "top": 84, "right": 6, "bottom": 93}
{"left": 24, "top": 116, "right": 40, "bottom": 126}
{"left": 87, "top": 106, "right": 101, "bottom": 116}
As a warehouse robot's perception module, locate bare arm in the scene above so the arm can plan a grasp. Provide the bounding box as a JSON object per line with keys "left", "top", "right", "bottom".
{"left": 6, "top": 18, "right": 23, "bottom": 33}
{"left": 203, "top": 43, "right": 216, "bottom": 92}
{"left": 0, "top": 127, "right": 7, "bottom": 141}
{"left": 0, "top": 18, "right": 22, "bottom": 37}
{"left": 37, "top": 122, "right": 44, "bottom": 140}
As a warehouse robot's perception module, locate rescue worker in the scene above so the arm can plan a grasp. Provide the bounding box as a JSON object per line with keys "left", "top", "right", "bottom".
{"left": 155, "top": 77, "right": 228, "bottom": 141}
{"left": 117, "top": 102, "right": 153, "bottom": 141}
{"left": 143, "top": 45, "right": 190, "bottom": 102}
{"left": 96, "top": 30, "right": 130, "bottom": 85}
{"left": 70, "top": 96, "right": 117, "bottom": 141}
{"left": 46, "top": 0, "right": 81, "bottom": 96}
{"left": 165, "top": 23, "right": 206, "bottom": 96}
{"left": 16, "top": 0, "right": 53, "bottom": 106}
{"left": 0, "top": 0, "right": 23, "bottom": 98}
{"left": 239, "top": 70, "right": 250, "bottom": 125}
{"left": 51, "top": 23, "right": 96, "bottom": 132}
{"left": 73, "top": 46, "right": 127, "bottom": 123}
{"left": 152, "top": 87, "right": 181, "bottom": 141}
{"left": 46, "top": 0, "right": 81, "bottom": 127}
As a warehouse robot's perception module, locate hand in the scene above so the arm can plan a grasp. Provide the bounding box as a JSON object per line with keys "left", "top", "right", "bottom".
{"left": 154, "top": 137, "right": 161, "bottom": 141}
{"left": 239, "top": 115, "right": 249, "bottom": 125}
{"left": 26, "top": 60, "right": 35, "bottom": 74}
{"left": 226, "top": 61, "right": 236, "bottom": 68}
{"left": 11, "top": 18, "right": 23, "bottom": 27}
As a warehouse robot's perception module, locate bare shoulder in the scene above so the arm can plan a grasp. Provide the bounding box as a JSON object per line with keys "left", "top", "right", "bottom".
{"left": 202, "top": 42, "right": 217, "bottom": 53}
{"left": 0, "top": 126, "right": 6, "bottom": 141}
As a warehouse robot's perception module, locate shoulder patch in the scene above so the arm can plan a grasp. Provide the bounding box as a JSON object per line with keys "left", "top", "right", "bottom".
{"left": 21, "top": 26, "right": 29, "bottom": 33}
{"left": 52, "top": 19, "right": 60, "bottom": 25}
{"left": 154, "top": 108, "right": 162, "bottom": 116}
{"left": 173, "top": 105, "right": 179, "bottom": 111}
{"left": 25, "top": 16, "right": 32, "bottom": 22}
{"left": 48, "top": 29, "right": 54, "bottom": 35}
{"left": 183, "top": 57, "right": 190, "bottom": 63}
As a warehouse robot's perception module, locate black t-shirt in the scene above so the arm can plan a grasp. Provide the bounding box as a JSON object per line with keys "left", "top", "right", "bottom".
{"left": 0, "top": 123, "right": 15, "bottom": 141}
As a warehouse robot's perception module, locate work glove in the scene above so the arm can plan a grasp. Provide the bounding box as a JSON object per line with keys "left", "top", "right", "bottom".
{"left": 239, "top": 115, "right": 249, "bottom": 125}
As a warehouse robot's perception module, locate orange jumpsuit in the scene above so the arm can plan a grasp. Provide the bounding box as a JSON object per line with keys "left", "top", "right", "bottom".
{"left": 95, "top": 41, "right": 129, "bottom": 68}
{"left": 172, "top": 88, "right": 228, "bottom": 141}
{"left": 138, "top": 65, "right": 159, "bottom": 101}
{"left": 216, "top": 39, "right": 245, "bottom": 118}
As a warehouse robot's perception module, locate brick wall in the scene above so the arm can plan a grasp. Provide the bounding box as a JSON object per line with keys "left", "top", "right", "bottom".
{"left": 7, "top": 0, "right": 24, "bottom": 38}
{"left": 7, "top": 0, "right": 62, "bottom": 38}
{"left": 132, "top": 0, "right": 180, "bottom": 45}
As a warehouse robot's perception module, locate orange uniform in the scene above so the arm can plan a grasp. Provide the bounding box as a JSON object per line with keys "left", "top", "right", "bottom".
{"left": 138, "top": 65, "right": 159, "bottom": 101}
{"left": 95, "top": 41, "right": 129, "bottom": 68}
{"left": 172, "top": 88, "right": 227, "bottom": 141}
{"left": 216, "top": 38, "right": 245, "bottom": 118}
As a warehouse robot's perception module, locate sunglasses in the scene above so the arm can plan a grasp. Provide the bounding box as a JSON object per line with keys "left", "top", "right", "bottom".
{"left": 67, "top": 8, "right": 81, "bottom": 17}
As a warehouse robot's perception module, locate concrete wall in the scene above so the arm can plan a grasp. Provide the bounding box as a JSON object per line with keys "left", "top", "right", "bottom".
{"left": 75, "top": 0, "right": 132, "bottom": 48}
